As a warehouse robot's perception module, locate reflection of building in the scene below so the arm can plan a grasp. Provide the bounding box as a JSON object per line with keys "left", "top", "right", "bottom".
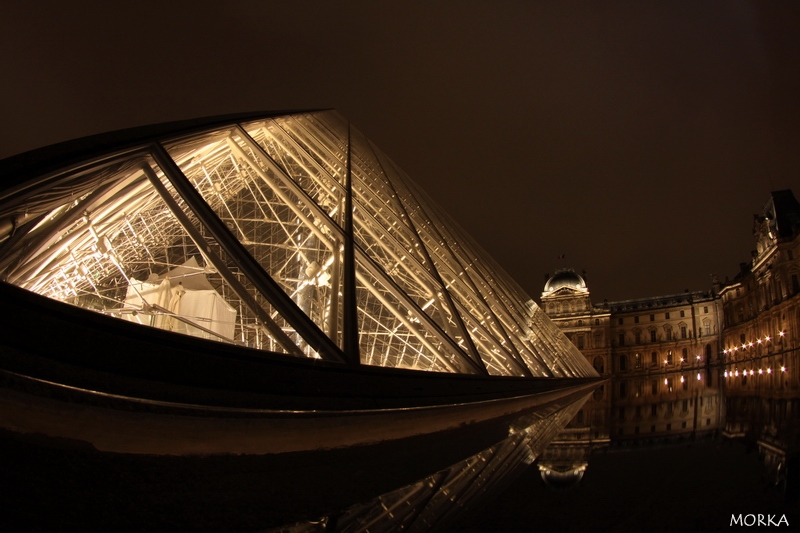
{"left": 0, "top": 111, "right": 600, "bottom": 457}
{"left": 0, "top": 111, "right": 600, "bottom": 528}
{"left": 718, "top": 191, "right": 800, "bottom": 488}
{"left": 541, "top": 269, "right": 723, "bottom": 445}
{"left": 539, "top": 189, "right": 800, "bottom": 490}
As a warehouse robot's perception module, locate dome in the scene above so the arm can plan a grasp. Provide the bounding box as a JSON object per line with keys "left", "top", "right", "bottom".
{"left": 538, "top": 464, "right": 587, "bottom": 490}
{"left": 543, "top": 269, "right": 587, "bottom": 294}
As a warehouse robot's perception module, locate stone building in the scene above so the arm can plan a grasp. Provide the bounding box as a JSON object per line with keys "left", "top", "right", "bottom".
{"left": 718, "top": 190, "right": 800, "bottom": 476}
{"left": 541, "top": 268, "right": 723, "bottom": 445}
{"left": 540, "top": 189, "right": 800, "bottom": 453}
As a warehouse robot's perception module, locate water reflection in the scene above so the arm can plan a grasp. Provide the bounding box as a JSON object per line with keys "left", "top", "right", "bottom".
{"left": 271, "top": 361, "right": 799, "bottom": 532}
{"left": 269, "top": 393, "right": 590, "bottom": 532}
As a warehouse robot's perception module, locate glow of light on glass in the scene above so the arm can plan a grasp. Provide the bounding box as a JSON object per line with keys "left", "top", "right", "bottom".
{"left": 697, "top": 373, "right": 701, "bottom": 380}
{"left": 779, "top": 331, "right": 785, "bottom": 337}
{"left": 750, "top": 370, "right": 754, "bottom": 376}
{"left": 758, "top": 369, "right": 763, "bottom": 375}
{"left": 724, "top": 349, "right": 728, "bottom": 354}
{"left": 757, "top": 339, "right": 762, "bottom": 344}
{"left": 767, "top": 368, "right": 772, "bottom": 374}
{"left": 735, "top": 370, "right": 739, "bottom": 377}
{"left": 781, "top": 366, "right": 786, "bottom": 372}
{"left": 748, "top": 342, "right": 754, "bottom": 348}
{"left": 680, "top": 358, "right": 685, "bottom": 363}
{"left": 680, "top": 376, "right": 685, "bottom": 383}
{"left": 664, "top": 378, "right": 668, "bottom": 385}
{"left": 741, "top": 344, "right": 746, "bottom": 349}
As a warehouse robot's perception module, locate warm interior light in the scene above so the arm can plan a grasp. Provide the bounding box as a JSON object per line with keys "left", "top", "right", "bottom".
{"left": 766, "top": 336, "right": 771, "bottom": 341}
{"left": 697, "top": 373, "right": 701, "bottom": 380}
{"left": 781, "top": 366, "right": 786, "bottom": 372}
{"left": 767, "top": 368, "right": 772, "bottom": 374}
{"left": 735, "top": 370, "right": 739, "bottom": 376}
{"left": 724, "top": 370, "right": 729, "bottom": 377}
{"left": 680, "top": 376, "right": 685, "bottom": 383}
{"left": 779, "top": 331, "right": 785, "bottom": 337}
{"left": 758, "top": 369, "right": 763, "bottom": 375}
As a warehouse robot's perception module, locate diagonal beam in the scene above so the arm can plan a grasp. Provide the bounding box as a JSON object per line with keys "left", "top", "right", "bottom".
{"left": 142, "top": 163, "right": 305, "bottom": 358}
{"left": 150, "top": 142, "right": 347, "bottom": 364}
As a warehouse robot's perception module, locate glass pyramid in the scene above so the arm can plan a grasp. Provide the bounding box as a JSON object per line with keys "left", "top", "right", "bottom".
{"left": 0, "top": 110, "right": 596, "bottom": 378}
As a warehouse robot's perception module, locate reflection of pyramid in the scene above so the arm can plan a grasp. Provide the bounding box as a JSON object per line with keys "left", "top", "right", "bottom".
{"left": 0, "top": 110, "right": 595, "bottom": 379}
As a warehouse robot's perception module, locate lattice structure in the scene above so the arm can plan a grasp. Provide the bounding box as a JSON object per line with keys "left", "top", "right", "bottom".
{"left": 0, "top": 111, "right": 596, "bottom": 377}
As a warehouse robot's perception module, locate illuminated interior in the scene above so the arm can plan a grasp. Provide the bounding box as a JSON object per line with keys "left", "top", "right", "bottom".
{"left": 0, "top": 111, "right": 596, "bottom": 377}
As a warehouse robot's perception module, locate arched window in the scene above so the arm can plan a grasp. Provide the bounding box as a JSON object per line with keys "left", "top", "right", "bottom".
{"left": 705, "top": 344, "right": 712, "bottom": 360}
{"left": 681, "top": 347, "right": 688, "bottom": 362}
{"left": 651, "top": 352, "right": 658, "bottom": 367}
{"left": 634, "top": 353, "right": 642, "bottom": 369}
{"left": 666, "top": 350, "right": 674, "bottom": 365}
{"left": 593, "top": 356, "right": 605, "bottom": 374}
{"left": 619, "top": 354, "right": 628, "bottom": 372}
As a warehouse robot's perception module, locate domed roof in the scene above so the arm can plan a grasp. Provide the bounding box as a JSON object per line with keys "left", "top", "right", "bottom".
{"left": 543, "top": 269, "right": 587, "bottom": 294}
{"left": 538, "top": 464, "right": 587, "bottom": 490}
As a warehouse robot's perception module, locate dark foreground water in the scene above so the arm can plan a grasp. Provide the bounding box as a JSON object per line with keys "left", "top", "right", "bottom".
{"left": 2, "top": 431, "right": 797, "bottom": 532}
{"left": 462, "top": 440, "right": 797, "bottom": 533}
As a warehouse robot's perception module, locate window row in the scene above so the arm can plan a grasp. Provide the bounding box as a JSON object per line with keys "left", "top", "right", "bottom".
{"left": 617, "top": 307, "right": 710, "bottom": 325}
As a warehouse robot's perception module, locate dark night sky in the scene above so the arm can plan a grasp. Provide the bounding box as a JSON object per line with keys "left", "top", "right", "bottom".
{"left": 2, "top": 1, "right": 798, "bottom": 303}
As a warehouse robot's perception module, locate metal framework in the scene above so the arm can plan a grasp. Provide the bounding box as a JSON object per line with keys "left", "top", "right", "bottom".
{"left": 0, "top": 111, "right": 596, "bottom": 378}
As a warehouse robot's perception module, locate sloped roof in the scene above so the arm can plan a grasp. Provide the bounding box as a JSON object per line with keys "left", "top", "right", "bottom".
{"left": 0, "top": 111, "right": 596, "bottom": 379}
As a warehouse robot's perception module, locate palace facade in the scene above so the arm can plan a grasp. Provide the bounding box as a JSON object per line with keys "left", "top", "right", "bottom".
{"left": 541, "top": 189, "right": 800, "bottom": 452}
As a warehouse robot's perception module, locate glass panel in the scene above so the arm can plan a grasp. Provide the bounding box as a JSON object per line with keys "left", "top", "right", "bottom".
{"left": 1, "top": 158, "right": 292, "bottom": 353}
{"left": 355, "top": 259, "right": 466, "bottom": 373}
{"left": 243, "top": 119, "right": 345, "bottom": 227}
{"left": 164, "top": 130, "right": 345, "bottom": 351}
